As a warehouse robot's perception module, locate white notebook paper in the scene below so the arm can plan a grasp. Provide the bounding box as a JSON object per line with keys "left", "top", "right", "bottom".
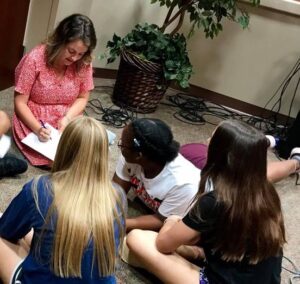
{"left": 21, "top": 123, "right": 116, "bottom": 161}
{"left": 21, "top": 123, "right": 61, "bottom": 161}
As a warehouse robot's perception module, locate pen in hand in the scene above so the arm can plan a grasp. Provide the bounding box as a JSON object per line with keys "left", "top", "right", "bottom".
{"left": 39, "top": 120, "right": 52, "bottom": 140}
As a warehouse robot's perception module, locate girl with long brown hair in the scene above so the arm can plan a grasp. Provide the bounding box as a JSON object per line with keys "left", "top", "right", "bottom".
{"left": 126, "top": 119, "right": 286, "bottom": 284}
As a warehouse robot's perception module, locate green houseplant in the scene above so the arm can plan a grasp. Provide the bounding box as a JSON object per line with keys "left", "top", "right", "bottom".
{"left": 106, "top": 0, "right": 260, "bottom": 113}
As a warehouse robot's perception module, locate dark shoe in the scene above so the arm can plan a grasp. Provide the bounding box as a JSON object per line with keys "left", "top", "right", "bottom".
{"left": 0, "top": 153, "right": 28, "bottom": 178}
{"left": 276, "top": 111, "right": 300, "bottom": 159}
{"left": 290, "top": 148, "right": 300, "bottom": 169}
{"left": 265, "top": 135, "right": 277, "bottom": 149}
{"left": 289, "top": 148, "right": 300, "bottom": 185}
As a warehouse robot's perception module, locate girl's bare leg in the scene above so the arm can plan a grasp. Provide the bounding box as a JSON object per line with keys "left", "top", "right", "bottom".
{"left": 267, "top": 160, "right": 299, "bottom": 183}
{"left": 127, "top": 229, "right": 200, "bottom": 284}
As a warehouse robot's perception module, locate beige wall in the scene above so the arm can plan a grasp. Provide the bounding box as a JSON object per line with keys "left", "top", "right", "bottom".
{"left": 24, "top": 0, "right": 59, "bottom": 52}
{"left": 185, "top": 4, "right": 300, "bottom": 117}
{"left": 24, "top": 0, "right": 300, "bottom": 117}
{"left": 89, "top": 0, "right": 169, "bottom": 70}
{"left": 55, "top": 0, "right": 93, "bottom": 25}
{"left": 260, "top": 0, "right": 300, "bottom": 15}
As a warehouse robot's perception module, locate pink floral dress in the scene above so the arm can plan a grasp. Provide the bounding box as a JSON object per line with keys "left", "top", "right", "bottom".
{"left": 13, "top": 45, "right": 94, "bottom": 166}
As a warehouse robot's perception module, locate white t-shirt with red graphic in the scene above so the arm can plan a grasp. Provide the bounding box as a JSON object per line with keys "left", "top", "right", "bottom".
{"left": 115, "top": 154, "right": 201, "bottom": 217}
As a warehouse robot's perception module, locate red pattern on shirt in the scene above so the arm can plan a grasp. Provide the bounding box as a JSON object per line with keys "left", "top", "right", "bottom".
{"left": 130, "top": 176, "right": 161, "bottom": 212}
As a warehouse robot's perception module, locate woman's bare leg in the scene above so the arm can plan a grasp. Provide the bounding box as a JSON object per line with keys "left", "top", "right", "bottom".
{"left": 127, "top": 229, "right": 200, "bottom": 284}
{"left": 17, "top": 228, "right": 34, "bottom": 253}
{"left": 267, "top": 160, "right": 299, "bottom": 183}
{"left": 0, "top": 237, "right": 29, "bottom": 284}
{"left": 0, "top": 111, "right": 10, "bottom": 135}
{"left": 0, "top": 213, "right": 32, "bottom": 284}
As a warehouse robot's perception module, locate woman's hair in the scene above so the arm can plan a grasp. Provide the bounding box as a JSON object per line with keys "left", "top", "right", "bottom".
{"left": 131, "top": 118, "right": 179, "bottom": 165}
{"left": 190, "top": 119, "right": 286, "bottom": 264}
{"left": 45, "top": 14, "right": 97, "bottom": 69}
{"left": 34, "top": 117, "right": 125, "bottom": 277}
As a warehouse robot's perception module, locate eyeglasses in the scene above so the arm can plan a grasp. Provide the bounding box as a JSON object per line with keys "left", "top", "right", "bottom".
{"left": 117, "top": 139, "right": 133, "bottom": 150}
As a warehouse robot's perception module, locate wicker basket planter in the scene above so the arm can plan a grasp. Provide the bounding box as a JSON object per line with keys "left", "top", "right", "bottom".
{"left": 112, "top": 50, "right": 168, "bottom": 113}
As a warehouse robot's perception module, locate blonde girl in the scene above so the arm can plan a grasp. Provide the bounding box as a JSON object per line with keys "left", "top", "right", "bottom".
{"left": 0, "top": 116, "right": 125, "bottom": 284}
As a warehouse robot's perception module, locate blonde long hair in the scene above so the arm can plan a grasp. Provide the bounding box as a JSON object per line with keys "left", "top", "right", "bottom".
{"left": 35, "top": 117, "right": 125, "bottom": 277}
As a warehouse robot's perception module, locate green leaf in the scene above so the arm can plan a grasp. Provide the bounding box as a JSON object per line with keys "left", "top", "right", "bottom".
{"left": 180, "top": 80, "right": 189, "bottom": 89}
{"left": 238, "top": 14, "right": 250, "bottom": 29}
{"left": 202, "top": 11, "right": 213, "bottom": 17}
{"left": 104, "top": 0, "right": 259, "bottom": 86}
{"left": 98, "top": 54, "right": 106, "bottom": 60}
{"left": 107, "top": 58, "right": 115, "bottom": 64}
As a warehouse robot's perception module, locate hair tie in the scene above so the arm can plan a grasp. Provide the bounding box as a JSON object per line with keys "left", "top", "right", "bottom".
{"left": 133, "top": 138, "right": 141, "bottom": 149}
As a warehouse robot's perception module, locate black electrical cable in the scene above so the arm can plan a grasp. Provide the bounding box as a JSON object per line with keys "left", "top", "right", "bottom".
{"left": 162, "top": 93, "right": 285, "bottom": 133}
{"left": 85, "top": 98, "right": 137, "bottom": 128}
{"left": 263, "top": 58, "right": 300, "bottom": 112}
{"left": 161, "top": 56, "right": 300, "bottom": 139}
{"left": 282, "top": 255, "right": 300, "bottom": 284}
{"left": 285, "top": 76, "right": 300, "bottom": 126}
{"left": 262, "top": 58, "right": 300, "bottom": 138}
{"left": 89, "top": 56, "right": 299, "bottom": 135}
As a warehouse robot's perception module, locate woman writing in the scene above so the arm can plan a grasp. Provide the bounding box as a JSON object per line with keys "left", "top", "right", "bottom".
{"left": 0, "top": 117, "right": 125, "bottom": 283}
{"left": 126, "top": 119, "right": 286, "bottom": 284}
{"left": 13, "top": 14, "right": 97, "bottom": 166}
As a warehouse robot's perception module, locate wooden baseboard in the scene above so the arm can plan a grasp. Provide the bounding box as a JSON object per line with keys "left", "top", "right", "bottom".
{"left": 93, "top": 67, "right": 291, "bottom": 123}
{"left": 93, "top": 68, "right": 117, "bottom": 79}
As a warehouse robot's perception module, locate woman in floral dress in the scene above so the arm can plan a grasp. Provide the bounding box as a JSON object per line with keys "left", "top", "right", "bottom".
{"left": 13, "top": 14, "right": 97, "bottom": 166}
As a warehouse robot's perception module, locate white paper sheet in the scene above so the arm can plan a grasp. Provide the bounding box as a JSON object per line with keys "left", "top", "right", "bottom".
{"left": 21, "top": 123, "right": 116, "bottom": 161}
{"left": 21, "top": 123, "right": 61, "bottom": 161}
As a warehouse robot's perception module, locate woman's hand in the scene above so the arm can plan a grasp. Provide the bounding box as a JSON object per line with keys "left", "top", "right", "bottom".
{"left": 58, "top": 93, "right": 89, "bottom": 133}
{"left": 158, "top": 215, "right": 182, "bottom": 237}
{"left": 175, "top": 245, "right": 205, "bottom": 260}
{"left": 58, "top": 116, "right": 71, "bottom": 133}
{"left": 156, "top": 215, "right": 201, "bottom": 254}
{"left": 164, "top": 215, "right": 182, "bottom": 223}
{"left": 36, "top": 127, "right": 51, "bottom": 142}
